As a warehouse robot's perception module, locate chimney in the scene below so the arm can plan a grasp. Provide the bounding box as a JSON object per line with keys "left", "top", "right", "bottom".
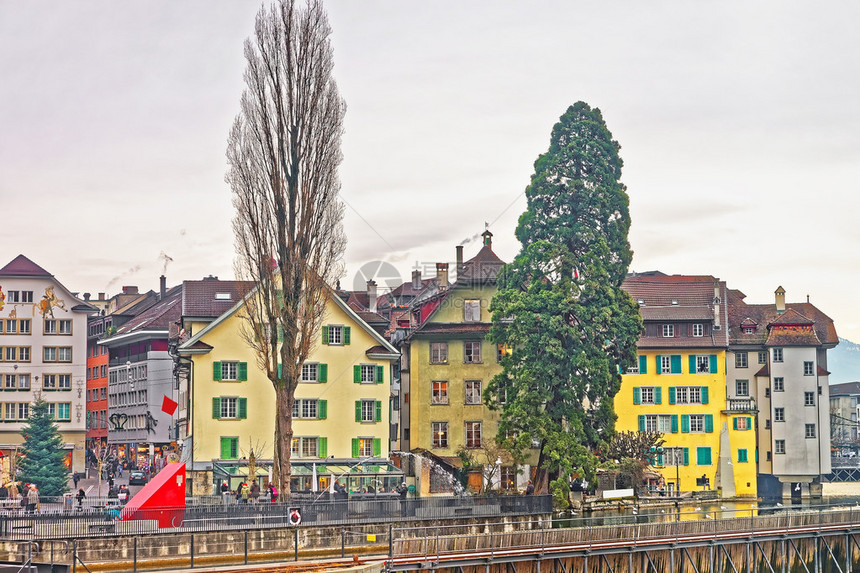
{"left": 98, "top": 293, "right": 105, "bottom": 300}
{"left": 160, "top": 275, "right": 167, "bottom": 300}
{"left": 367, "top": 279, "right": 378, "bottom": 313}
{"left": 456, "top": 245, "right": 464, "bottom": 275}
{"left": 713, "top": 281, "right": 721, "bottom": 329}
{"left": 412, "top": 270, "right": 422, "bottom": 290}
{"left": 436, "top": 263, "right": 449, "bottom": 290}
{"left": 83, "top": 292, "right": 91, "bottom": 301}
{"left": 482, "top": 229, "right": 493, "bottom": 248}
{"left": 122, "top": 286, "right": 139, "bottom": 295}
{"left": 775, "top": 286, "right": 786, "bottom": 314}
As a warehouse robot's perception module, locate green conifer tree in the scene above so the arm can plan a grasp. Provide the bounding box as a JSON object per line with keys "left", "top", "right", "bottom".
{"left": 487, "top": 102, "right": 643, "bottom": 503}
{"left": 18, "top": 399, "right": 69, "bottom": 496}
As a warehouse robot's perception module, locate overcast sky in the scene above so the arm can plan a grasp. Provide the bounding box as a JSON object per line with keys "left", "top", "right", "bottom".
{"left": 1, "top": 1, "right": 858, "bottom": 341}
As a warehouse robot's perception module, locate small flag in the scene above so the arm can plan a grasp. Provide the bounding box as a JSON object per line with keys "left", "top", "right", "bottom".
{"left": 162, "top": 395, "right": 178, "bottom": 415}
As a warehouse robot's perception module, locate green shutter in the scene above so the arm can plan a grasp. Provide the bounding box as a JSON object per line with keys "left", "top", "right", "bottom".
{"left": 213, "top": 362, "right": 222, "bottom": 381}
{"left": 655, "top": 355, "right": 662, "bottom": 374}
{"left": 238, "top": 398, "right": 247, "bottom": 419}
{"left": 238, "top": 362, "right": 248, "bottom": 381}
{"left": 212, "top": 397, "right": 221, "bottom": 419}
{"left": 710, "top": 354, "right": 718, "bottom": 374}
{"left": 638, "top": 415, "right": 645, "bottom": 432}
{"left": 319, "top": 364, "right": 327, "bottom": 383}
{"left": 373, "top": 438, "right": 381, "bottom": 456}
{"left": 376, "top": 365, "right": 384, "bottom": 384}
{"left": 318, "top": 437, "right": 327, "bottom": 458}
{"left": 220, "top": 437, "right": 230, "bottom": 459}
{"left": 633, "top": 387, "right": 641, "bottom": 405}
{"left": 354, "top": 366, "right": 361, "bottom": 383}
{"left": 668, "top": 387, "right": 676, "bottom": 405}
{"left": 704, "top": 414, "right": 713, "bottom": 433}
{"left": 375, "top": 400, "right": 382, "bottom": 422}
{"left": 681, "top": 414, "right": 690, "bottom": 433}
{"left": 322, "top": 326, "right": 329, "bottom": 345}
{"left": 689, "top": 355, "right": 696, "bottom": 374}
{"left": 639, "top": 355, "right": 647, "bottom": 374}
{"left": 352, "top": 438, "right": 360, "bottom": 458}
{"left": 738, "top": 449, "right": 748, "bottom": 463}
{"left": 697, "top": 447, "right": 712, "bottom": 466}
{"left": 318, "top": 400, "right": 327, "bottom": 420}
{"left": 671, "top": 355, "right": 682, "bottom": 374}
{"left": 654, "top": 387, "right": 662, "bottom": 404}
{"left": 278, "top": 363, "right": 282, "bottom": 378}
{"left": 683, "top": 448, "right": 689, "bottom": 466}
{"left": 671, "top": 415, "right": 679, "bottom": 433}
{"left": 701, "top": 386, "right": 709, "bottom": 404}
{"left": 747, "top": 416, "right": 753, "bottom": 430}
{"left": 343, "top": 326, "right": 351, "bottom": 345}
{"left": 355, "top": 401, "right": 362, "bottom": 422}
{"left": 733, "top": 417, "right": 738, "bottom": 431}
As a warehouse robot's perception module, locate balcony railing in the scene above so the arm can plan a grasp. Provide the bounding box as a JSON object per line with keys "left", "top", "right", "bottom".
{"left": 724, "top": 398, "right": 757, "bottom": 413}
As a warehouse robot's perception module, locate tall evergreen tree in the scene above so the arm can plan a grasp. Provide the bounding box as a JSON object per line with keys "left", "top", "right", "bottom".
{"left": 487, "top": 102, "right": 643, "bottom": 501}
{"left": 18, "top": 399, "right": 69, "bottom": 496}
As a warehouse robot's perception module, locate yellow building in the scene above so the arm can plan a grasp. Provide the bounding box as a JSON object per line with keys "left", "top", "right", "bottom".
{"left": 618, "top": 274, "right": 757, "bottom": 498}
{"left": 177, "top": 287, "right": 399, "bottom": 495}
{"left": 402, "top": 232, "right": 535, "bottom": 495}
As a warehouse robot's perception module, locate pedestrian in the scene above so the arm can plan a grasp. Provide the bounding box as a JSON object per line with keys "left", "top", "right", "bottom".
{"left": 0, "top": 483, "right": 8, "bottom": 501}
{"left": 250, "top": 480, "right": 260, "bottom": 503}
{"left": 26, "top": 484, "right": 39, "bottom": 514}
{"left": 396, "top": 482, "right": 408, "bottom": 500}
{"left": 220, "top": 481, "right": 230, "bottom": 494}
{"left": 117, "top": 485, "right": 129, "bottom": 504}
{"left": 525, "top": 480, "right": 534, "bottom": 495}
{"left": 268, "top": 483, "right": 278, "bottom": 503}
{"left": 72, "top": 472, "right": 80, "bottom": 489}
{"left": 75, "top": 488, "right": 86, "bottom": 510}
{"left": 240, "top": 482, "right": 250, "bottom": 504}
{"left": 108, "top": 474, "right": 114, "bottom": 489}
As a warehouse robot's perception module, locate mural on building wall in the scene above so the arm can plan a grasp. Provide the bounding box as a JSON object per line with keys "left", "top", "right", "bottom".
{"left": 0, "top": 286, "right": 5, "bottom": 312}
{"left": 34, "top": 286, "right": 66, "bottom": 318}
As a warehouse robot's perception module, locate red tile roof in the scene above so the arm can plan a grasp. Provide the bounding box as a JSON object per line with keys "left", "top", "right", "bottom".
{"left": 727, "top": 289, "right": 837, "bottom": 347}
{"left": 411, "top": 323, "right": 491, "bottom": 337}
{"left": 456, "top": 246, "right": 505, "bottom": 283}
{"left": 181, "top": 280, "right": 253, "bottom": 317}
{"left": 0, "top": 255, "right": 52, "bottom": 277}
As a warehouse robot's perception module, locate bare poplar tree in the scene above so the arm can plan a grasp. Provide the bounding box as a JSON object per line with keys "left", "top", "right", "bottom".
{"left": 227, "top": 0, "right": 346, "bottom": 496}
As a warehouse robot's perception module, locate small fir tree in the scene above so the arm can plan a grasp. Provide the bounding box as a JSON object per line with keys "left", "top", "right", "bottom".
{"left": 18, "top": 399, "right": 69, "bottom": 496}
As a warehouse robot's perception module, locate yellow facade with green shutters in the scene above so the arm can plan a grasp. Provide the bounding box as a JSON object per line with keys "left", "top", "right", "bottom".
{"left": 617, "top": 350, "right": 758, "bottom": 497}
{"left": 179, "top": 288, "right": 398, "bottom": 492}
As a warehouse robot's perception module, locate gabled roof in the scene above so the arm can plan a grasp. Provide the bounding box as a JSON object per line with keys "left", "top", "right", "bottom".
{"left": 114, "top": 285, "right": 183, "bottom": 335}
{"left": 0, "top": 255, "right": 51, "bottom": 277}
{"left": 181, "top": 279, "right": 253, "bottom": 318}
{"left": 769, "top": 308, "right": 814, "bottom": 326}
{"left": 830, "top": 381, "right": 860, "bottom": 396}
{"left": 727, "top": 289, "right": 837, "bottom": 347}
{"left": 456, "top": 245, "right": 505, "bottom": 284}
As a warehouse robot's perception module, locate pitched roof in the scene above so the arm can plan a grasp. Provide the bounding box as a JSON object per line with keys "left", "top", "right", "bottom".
{"left": 727, "top": 289, "right": 838, "bottom": 347}
{"left": 0, "top": 255, "right": 51, "bottom": 277}
{"left": 456, "top": 246, "right": 505, "bottom": 284}
{"left": 411, "top": 322, "right": 491, "bottom": 337}
{"left": 181, "top": 279, "right": 253, "bottom": 317}
{"left": 830, "top": 381, "right": 860, "bottom": 396}
{"left": 116, "top": 286, "right": 183, "bottom": 334}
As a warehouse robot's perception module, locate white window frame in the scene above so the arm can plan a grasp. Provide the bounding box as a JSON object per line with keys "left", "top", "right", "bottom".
{"left": 662, "top": 324, "right": 674, "bottom": 338}
{"left": 774, "top": 407, "right": 785, "bottom": 422}
{"left": 464, "top": 341, "right": 482, "bottom": 364}
{"left": 735, "top": 352, "right": 748, "bottom": 368}
{"left": 804, "top": 392, "right": 815, "bottom": 406}
{"left": 221, "top": 361, "right": 238, "bottom": 381}
{"left": 464, "top": 299, "right": 481, "bottom": 322}
{"left": 773, "top": 348, "right": 783, "bottom": 362}
{"left": 658, "top": 415, "right": 673, "bottom": 433}
{"left": 432, "top": 422, "right": 449, "bottom": 448}
{"left": 465, "top": 421, "right": 482, "bottom": 449}
{"left": 805, "top": 424, "right": 816, "bottom": 438}
{"left": 775, "top": 439, "right": 786, "bottom": 454}
{"left": 328, "top": 325, "right": 343, "bottom": 345}
{"left": 464, "top": 380, "right": 482, "bottom": 405}
{"left": 430, "top": 342, "right": 448, "bottom": 364}
{"left": 360, "top": 399, "right": 375, "bottom": 423}
{"left": 301, "top": 363, "right": 318, "bottom": 382}
{"left": 803, "top": 361, "right": 814, "bottom": 376}
{"left": 431, "top": 380, "right": 449, "bottom": 405}
{"left": 360, "top": 364, "right": 376, "bottom": 383}
{"left": 220, "top": 397, "right": 238, "bottom": 419}
{"left": 693, "top": 323, "right": 703, "bottom": 337}
{"left": 773, "top": 377, "right": 784, "bottom": 392}
{"left": 643, "top": 414, "right": 657, "bottom": 432}
{"left": 689, "top": 414, "right": 705, "bottom": 433}
{"left": 660, "top": 355, "right": 671, "bottom": 374}
{"left": 695, "top": 355, "right": 710, "bottom": 373}
{"left": 735, "top": 379, "right": 749, "bottom": 397}
{"left": 640, "top": 387, "right": 655, "bottom": 404}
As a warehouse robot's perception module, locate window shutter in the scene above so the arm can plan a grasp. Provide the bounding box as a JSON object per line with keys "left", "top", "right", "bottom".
{"left": 681, "top": 414, "right": 690, "bottom": 433}
{"left": 733, "top": 417, "right": 738, "bottom": 431}
{"left": 213, "top": 362, "right": 222, "bottom": 381}
{"left": 212, "top": 397, "right": 221, "bottom": 420}
{"left": 638, "top": 415, "right": 645, "bottom": 432}
{"left": 355, "top": 401, "right": 361, "bottom": 422}
{"left": 238, "top": 398, "right": 247, "bottom": 419}
{"left": 354, "top": 366, "right": 361, "bottom": 383}
{"left": 688, "top": 355, "right": 696, "bottom": 374}
{"left": 238, "top": 362, "right": 248, "bottom": 381}
{"left": 318, "top": 437, "right": 327, "bottom": 458}
{"left": 668, "top": 387, "right": 676, "bottom": 405}
{"left": 220, "top": 438, "right": 230, "bottom": 459}
{"left": 671, "top": 415, "right": 678, "bottom": 433}
{"left": 701, "top": 386, "right": 709, "bottom": 404}
{"left": 319, "top": 364, "right": 328, "bottom": 383}
{"left": 654, "top": 387, "right": 662, "bottom": 404}
{"left": 633, "top": 387, "right": 641, "bottom": 405}
{"left": 683, "top": 448, "right": 689, "bottom": 466}
{"left": 375, "top": 400, "right": 382, "bottom": 422}
{"left": 343, "top": 326, "right": 351, "bottom": 345}
{"left": 747, "top": 416, "right": 753, "bottom": 429}
{"left": 318, "top": 400, "right": 327, "bottom": 420}
{"left": 671, "top": 355, "right": 682, "bottom": 374}
{"left": 376, "top": 365, "right": 384, "bottom": 384}
{"left": 352, "top": 438, "right": 360, "bottom": 458}
{"left": 639, "top": 355, "right": 647, "bottom": 374}
{"left": 710, "top": 354, "right": 718, "bottom": 374}
{"left": 705, "top": 414, "right": 713, "bottom": 433}
{"left": 278, "top": 363, "right": 282, "bottom": 378}
{"left": 655, "top": 355, "right": 662, "bottom": 374}
{"left": 373, "top": 438, "right": 381, "bottom": 456}
{"left": 322, "top": 326, "right": 329, "bottom": 345}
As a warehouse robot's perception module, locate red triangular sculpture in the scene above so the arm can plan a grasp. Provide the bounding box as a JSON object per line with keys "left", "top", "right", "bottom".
{"left": 119, "top": 462, "right": 186, "bottom": 528}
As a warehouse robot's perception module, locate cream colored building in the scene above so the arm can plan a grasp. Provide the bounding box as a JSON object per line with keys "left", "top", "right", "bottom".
{"left": 177, "top": 287, "right": 399, "bottom": 494}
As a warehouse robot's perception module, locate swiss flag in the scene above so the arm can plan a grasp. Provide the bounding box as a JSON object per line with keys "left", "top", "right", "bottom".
{"left": 162, "top": 395, "right": 178, "bottom": 416}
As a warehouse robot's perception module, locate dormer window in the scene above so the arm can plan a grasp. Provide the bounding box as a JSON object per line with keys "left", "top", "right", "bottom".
{"left": 662, "top": 324, "right": 674, "bottom": 338}
{"left": 215, "top": 293, "right": 231, "bottom": 300}
{"left": 692, "top": 324, "right": 703, "bottom": 337}
{"left": 742, "top": 325, "right": 755, "bottom": 335}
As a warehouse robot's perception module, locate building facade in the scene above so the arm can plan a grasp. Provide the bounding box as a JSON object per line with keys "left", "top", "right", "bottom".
{"left": 0, "top": 255, "right": 93, "bottom": 479}
{"left": 618, "top": 274, "right": 757, "bottom": 497}
{"left": 829, "top": 381, "right": 860, "bottom": 447}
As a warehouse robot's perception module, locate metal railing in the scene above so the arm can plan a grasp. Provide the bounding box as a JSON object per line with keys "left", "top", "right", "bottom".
{"left": 0, "top": 494, "right": 552, "bottom": 541}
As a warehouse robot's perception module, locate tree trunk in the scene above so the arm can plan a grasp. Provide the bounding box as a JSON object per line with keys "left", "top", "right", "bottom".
{"left": 275, "top": 384, "right": 294, "bottom": 496}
